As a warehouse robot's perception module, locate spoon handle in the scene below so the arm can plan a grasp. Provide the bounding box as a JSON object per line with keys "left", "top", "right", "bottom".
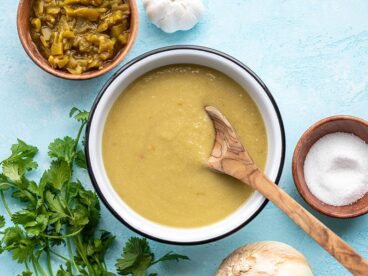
{"left": 205, "top": 105, "right": 368, "bottom": 274}
{"left": 241, "top": 169, "right": 368, "bottom": 276}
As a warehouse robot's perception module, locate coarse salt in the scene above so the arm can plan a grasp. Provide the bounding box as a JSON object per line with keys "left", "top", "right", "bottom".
{"left": 304, "top": 132, "right": 368, "bottom": 206}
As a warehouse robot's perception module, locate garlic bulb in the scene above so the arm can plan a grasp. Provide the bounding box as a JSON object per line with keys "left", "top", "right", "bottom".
{"left": 143, "top": 0, "right": 205, "bottom": 33}
{"left": 216, "top": 241, "right": 313, "bottom": 276}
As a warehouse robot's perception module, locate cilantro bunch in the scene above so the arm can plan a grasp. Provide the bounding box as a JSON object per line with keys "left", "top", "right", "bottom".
{"left": 0, "top": 108, "right": 188, "bottom": 276}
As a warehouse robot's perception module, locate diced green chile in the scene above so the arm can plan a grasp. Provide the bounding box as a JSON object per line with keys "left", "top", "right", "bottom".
{"left": 30, "top": 0, "right": 131, "bottom": 74}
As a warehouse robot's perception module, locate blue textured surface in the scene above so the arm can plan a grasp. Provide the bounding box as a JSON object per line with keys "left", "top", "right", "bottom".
{"left": 1, "top": 1, "right": 368, "bottom": 275}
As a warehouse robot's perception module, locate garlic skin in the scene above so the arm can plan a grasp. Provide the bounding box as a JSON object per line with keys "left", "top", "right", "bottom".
{"left": 143, "top": 0, "right": 205, "bottom": 33}
{"left": 216, "top": 241, "right": 313, "bottom": 276}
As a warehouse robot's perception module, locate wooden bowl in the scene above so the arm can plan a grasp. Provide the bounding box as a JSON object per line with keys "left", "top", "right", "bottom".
{"left": 292, "top": 115, "right": 368, "bottom": 218}
{"left": 17, "top": 0, "right": 138, "bottom": 80}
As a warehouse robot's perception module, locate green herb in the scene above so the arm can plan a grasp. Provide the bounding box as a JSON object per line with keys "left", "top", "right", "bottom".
{"left": 116, "top": 237, "right": 189, "bottom": 276}
{"left": 0, "top": 215, "right": 4, "bottom": 228}
{"left": 0, "top": 108, "right": 189, "bottom": 275}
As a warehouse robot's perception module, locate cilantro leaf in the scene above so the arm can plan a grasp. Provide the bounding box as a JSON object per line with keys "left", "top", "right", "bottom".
{"left": 56, "top": 263, "right": 73, "bottom": 276}
{"left": 0, "top": 215, "right": 5, "bottom": 228}
{"left": 2, "top": 164, "right": 22, "bottom": 182}
{"left": 48, "top": 137, "right": 76, "bottom": 164}
{"left": 116, "top": 237, "right": 153, "bottom": 276}
{"left": 11, "top": 189, "right": 37, "bottom": 205}
{"left": 71, "top": 204, "right": 90, "bottom": 227}
{"left": 75, "top": 188, "right": 100, "bottom": 235}
{"left": 45, "top": 191, "right": 69, "bottom": 224}
{"left": 69, "top": 107, "right": 89, "bottom": 123}
{"left": 69, "top": 107, "right": 80, "bottom": 118}
{"left": 12, "top": 238, "right": 35, "bottom": 264}
{"left": 3, "top": 160, "right": 37, "bottom": 183}
{"left": 1, "top": 227, "right": 34, "bottom": 263}
{"left": 68, "top": 181, "right": 83, "bottom": 199}
{"left": 5, "top": 139, "right": 38, "bottom": 163}
{"left": 41, "top": 160, "right": 71, "bottom": 190}
{"left": 75, "top": 150, "right": 87, "bottom": 169}
{"left": 73, "top": 231, "right": 116, "bottom": 275}
{"left": 2, "top": 140, "right": 38, "bottom": 182}
{"left": 10, "top": 178, "right": 38, "bottom": 205}
{"left": 116, "top": 238, "right": 189, "bottom": 276}
{"left": 45, "top": 191, "right": 66, "bottom": 215}
{"left": 11, "top": 210, "right": 35, "bottom": 225}
{"left": 2, "top": 227, "right": 23, "bottom": 247}
{"left": 85, "top": 231, "right": 115, "bottom": 263}
{"left": 153, "top": 252, "right": 190, "bottom": 264}
{"left": 12, "top": 209, "right": 49, "bottom": 236}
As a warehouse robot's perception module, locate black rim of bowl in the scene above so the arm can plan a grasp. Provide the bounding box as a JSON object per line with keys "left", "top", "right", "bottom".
{"left": 85, "top": 45, "right": 286, "bottom": 245}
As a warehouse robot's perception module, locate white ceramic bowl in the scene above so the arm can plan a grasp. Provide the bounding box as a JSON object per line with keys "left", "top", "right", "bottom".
{"left": 86, "top": 46, "right": 285, "bottom": 244}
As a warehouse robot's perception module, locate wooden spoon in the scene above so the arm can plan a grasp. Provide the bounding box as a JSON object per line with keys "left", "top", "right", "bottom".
{"left": 205, "top": 105, "right": 368, "bottom": 275}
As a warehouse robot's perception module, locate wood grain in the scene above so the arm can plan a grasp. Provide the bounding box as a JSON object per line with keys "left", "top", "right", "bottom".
{"left": 17, "top": 0, "right": 138, "bottom": 80}
{"left": 205, "top": 106, "right": 368, "bottom": 276}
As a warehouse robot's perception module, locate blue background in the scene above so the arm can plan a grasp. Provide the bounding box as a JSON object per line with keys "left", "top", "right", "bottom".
{"left": 1, "top": 1, "right": 368, "bottom": 275}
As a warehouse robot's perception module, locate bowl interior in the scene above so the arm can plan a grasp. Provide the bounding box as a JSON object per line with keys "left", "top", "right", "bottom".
{"left": 293, "top": 116, "right": 368, "bottom": 218}
{"left": 87, "top": 47, "right": 285, "bottom": 243}
{"left": 17, "top": 0, "right": 138, "bottom": 80}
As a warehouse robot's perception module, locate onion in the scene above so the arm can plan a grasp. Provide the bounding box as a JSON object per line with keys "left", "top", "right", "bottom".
{"left": 216, "top": 241, "right": 313, "bottom": 276}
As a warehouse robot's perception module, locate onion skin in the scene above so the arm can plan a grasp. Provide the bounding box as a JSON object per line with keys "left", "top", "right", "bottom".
{"left": 215, "top": 241, "right": 313, "bottom": 276}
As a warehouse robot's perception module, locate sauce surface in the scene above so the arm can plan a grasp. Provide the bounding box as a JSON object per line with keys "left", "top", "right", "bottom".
{"left": 103, "top": 65, "right": 267, "bottom": 227}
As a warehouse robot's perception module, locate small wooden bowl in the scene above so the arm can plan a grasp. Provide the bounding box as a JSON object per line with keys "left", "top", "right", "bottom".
{"left": 292, "top": 115, "right": 368, "bottom": 218}
{"left": 17, "top": 0, "right": 138, "bottom": 80}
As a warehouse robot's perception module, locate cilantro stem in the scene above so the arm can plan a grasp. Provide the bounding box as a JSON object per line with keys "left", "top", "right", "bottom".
{"left": 74, "top": 235, "right": 96, "bottom": 275}
{"left": 0, "top": 182, "right": 17, "bottom": 189}
{"left": 69, "top": 120, "right": 86, "bottom": 172}
{"left": 67, "top": 238, "right": 80, "bottom": 274}
{"left": 50, "top": 249, "right": 70, "bottom": 262}
{"left": 40, "top": 227, "right": 83, "bottom": 239}
{"left": 25, "top": 261, "right": 30, "bottom": 271}
{"left": 46, "top": 249, "right": 54, "bottom": 276}
{"left": 31, "top": 257, "right": 39, "bottom": 276}
{"left": 74, "top": 121, "right": 86, "bottom": 154}
{"left": 0, "top": 191, "right": 12, "bottom": 217}
{"left": 63, "top": 119, "right": 89, "bottom": 275}
{"left": 65, "top": 120, "right": 86, "bottom": 204}
{"left": 34, "top": 255, "right": 47, "bottom": 276}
